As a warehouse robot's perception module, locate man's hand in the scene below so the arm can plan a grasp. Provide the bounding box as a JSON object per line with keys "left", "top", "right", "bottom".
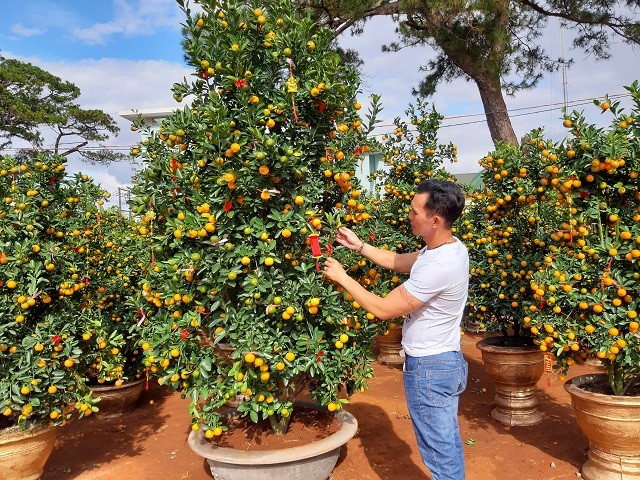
{"left": 323, "top": 257, "right": 348, "bottom": 284}
{"left": 336, "top": 226, "right": 362, "bottom": 252}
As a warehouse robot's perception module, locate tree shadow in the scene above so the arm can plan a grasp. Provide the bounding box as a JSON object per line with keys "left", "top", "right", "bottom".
{"left": 42, "top": 383, "right": 174, "bottom": 480}
{"left": 459, "top": 335, "right": 590, "bottom": 473}
{"left": 339, "top": 402, "right": 429, "bottom": 480}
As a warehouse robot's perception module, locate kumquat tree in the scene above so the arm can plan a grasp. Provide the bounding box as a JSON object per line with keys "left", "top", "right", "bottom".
{"left": 129, "top": 0, "right": 384, "bottom": 437}
{"left": 0, "top": 153, "right": 110, "bottom": 429}
{"left": 375, "top": 100, "right": 460, "bottom": 253}
{"left": 525, "top": 82, "right": 640, "bottom": 395}
{"left": 464, "top": 133, "right": 556, "bottom": 340}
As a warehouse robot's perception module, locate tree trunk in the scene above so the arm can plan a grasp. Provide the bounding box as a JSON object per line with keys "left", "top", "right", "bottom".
{"left": 475, "top": 76, "right": 518, "bottom": 146}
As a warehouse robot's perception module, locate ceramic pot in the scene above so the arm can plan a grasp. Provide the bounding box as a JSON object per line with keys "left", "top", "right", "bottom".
{"left": 188, "top": 402, "right": 358, "bottom": 480}
{"left": 565, "top": 374, "right": 640, "bottom": 480}
{"left": 0, "top": 425, "right": 57, "bottom": 480}
{"left": 91, "top": 377, "right": 146, "bottom": 417}
{"left": 476, "top": 336, "right": 544, "bottom": 426}
{"left": 376, "top": 326, "right": 404, "bottom": 368}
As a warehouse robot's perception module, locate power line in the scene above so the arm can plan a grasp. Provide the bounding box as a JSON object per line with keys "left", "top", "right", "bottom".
{"left": 0, "top": 91, "right": 632, "bottom": 152}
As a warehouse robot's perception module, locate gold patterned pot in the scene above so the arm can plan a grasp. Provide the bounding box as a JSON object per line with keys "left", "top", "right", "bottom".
{"left": 565, "top": 374, "right": 640, "bottom": 480}
{"left": 375, "top": 325, "right": 404, "bottom": 368}
{"left": 0, "top": 425, "right": 57, "bottom": 480}
{"left": 476, "top": 336, "right": 544, "bottom": 426}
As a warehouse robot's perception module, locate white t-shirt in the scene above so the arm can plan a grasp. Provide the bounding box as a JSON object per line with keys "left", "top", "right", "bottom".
{"left": 401, "top": 238, "right": 469, "bottom": 357}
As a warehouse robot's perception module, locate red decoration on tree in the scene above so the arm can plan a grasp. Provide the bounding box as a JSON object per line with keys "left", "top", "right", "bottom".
{"left": 309, "top": 234, "right": 322, "bottom": 257}
{"left": 223, "top": 201, "right": 233, "bottom": 213}
{"left": 235, "top": 78, "right": 247, "bottom": 88}
{"left": 369, "top": 232, "right": 375, "bottom": 244}
{"left": 51, "top": 335, "right": 62, "bottom": 346}
{"left": 180, "top": 329, "right": 189, "bottom": 340}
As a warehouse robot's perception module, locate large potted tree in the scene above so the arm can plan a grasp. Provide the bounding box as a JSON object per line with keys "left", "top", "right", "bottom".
{"left": 0, "top": 153, "right": 108, "bottom": 479}
{"left": 465, "top": 134, "right": 556, "bottom": 426}
{"left": 526, "top": 84, "right": 640, "bottom": 479}
{"left": 129, "top": 1, "right": 381, "bottom": 478}
{"left": 367, "top": 100, "right": 461, "bottom": 367}
{"left": 77, "top": 209, "right": 148, "bottom": 416}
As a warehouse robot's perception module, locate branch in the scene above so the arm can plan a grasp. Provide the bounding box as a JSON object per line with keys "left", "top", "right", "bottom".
{"left": 61, "top": 141, "right": 88, "bottom": 157}
{"left": 518, "top": 0, "right": 640, "bottom": 44}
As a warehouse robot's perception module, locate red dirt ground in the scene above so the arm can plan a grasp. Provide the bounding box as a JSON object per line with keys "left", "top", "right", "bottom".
{"left": 42, "top": 332, "right": 596, "bottom": 480}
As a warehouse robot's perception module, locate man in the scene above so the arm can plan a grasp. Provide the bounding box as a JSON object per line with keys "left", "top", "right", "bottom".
{"left": 324, "top": 179, "right": 469, "bottom": 479}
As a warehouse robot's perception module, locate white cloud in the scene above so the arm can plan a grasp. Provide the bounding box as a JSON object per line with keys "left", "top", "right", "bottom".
{"left": 72, "top": 0, "right": 184, "bottom": 45}
{"left": 10, "top": 23, "right": 44, "bottom": 38}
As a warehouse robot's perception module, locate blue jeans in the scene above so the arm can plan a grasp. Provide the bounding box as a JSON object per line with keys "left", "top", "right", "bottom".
{"left": 403, "top": 351, "right": 468, "bottom": 480}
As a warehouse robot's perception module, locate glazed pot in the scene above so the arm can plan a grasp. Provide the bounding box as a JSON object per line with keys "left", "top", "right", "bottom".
{"left": 0, "top": 425, "right": 57, "bottom": 480}
{"left": 188, "top": 402, "right": 358, "bottom": 480}
{"left": 565, "top": 374, "right": 640, "bottom": 480}
{"left": 476, "top": 336, "right": 544, "bottom": 426}
{"left": 376, "top": 325, "right": 404, "bottom": 368}
{"left": 91, "top": 377, "right": 146, "bottom": 417}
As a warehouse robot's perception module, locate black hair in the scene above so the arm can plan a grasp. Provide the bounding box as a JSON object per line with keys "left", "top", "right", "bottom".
{"left": 415, "top": 179, "right": 465, "bottom": 228}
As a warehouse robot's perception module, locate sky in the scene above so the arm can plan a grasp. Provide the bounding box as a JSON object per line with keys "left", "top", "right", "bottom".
{"left": 2, "top": 0, "right": 640, "bottom": 204}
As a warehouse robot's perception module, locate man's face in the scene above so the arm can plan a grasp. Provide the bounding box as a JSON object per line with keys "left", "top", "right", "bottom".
{"left": 409, "top": 192, "right": 432, "bottom": 238}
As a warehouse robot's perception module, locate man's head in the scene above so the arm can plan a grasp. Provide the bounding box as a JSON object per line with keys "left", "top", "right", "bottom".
{"left": 412, "top": 180, "right": 465, "bottom": 229}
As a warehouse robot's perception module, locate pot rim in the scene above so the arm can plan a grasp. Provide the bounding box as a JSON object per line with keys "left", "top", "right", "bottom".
{"left": 564, "top": 373, "right": 640, "bottom": 404}
{"left": 0, "top": 423, "right": 57, "bottom": 442}
{"left": 476, "top": 335, "right": 539, "bottom": 354}
{"left": 188, "top": 402, "right": 358, "bottom": 464}
{"left": 90, "top": 376, "right": 146, "bottom": 393}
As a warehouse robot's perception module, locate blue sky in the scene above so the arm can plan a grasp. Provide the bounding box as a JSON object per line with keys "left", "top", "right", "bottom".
{"left": 2, "top": 0, "right": 640, "bottom": 200}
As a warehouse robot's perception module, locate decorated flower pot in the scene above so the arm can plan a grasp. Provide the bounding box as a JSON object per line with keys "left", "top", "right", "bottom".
{"left": 188, "top": 403, "right": 358, "bottom": 480}
{"left": 376, "top": 325, "right": 404, "bottom": 368}
{"left": 0, "top": 425, "right": 57, "bottom": 480}
{"left": 476, "top": 336, "right": 544, "bottom": 426}
{"left": 565, "top": 374, "right": 640, "bottom": 480}
{"left": 91, "top": 378, "right": 146, "bottom": 417}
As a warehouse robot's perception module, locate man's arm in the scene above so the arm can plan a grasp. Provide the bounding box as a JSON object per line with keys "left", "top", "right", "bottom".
{"left": 359, "top": 243, "right": 419, "bottom": 275}
{"left": 324, "top": 258, "right": 423, "bottom": 320}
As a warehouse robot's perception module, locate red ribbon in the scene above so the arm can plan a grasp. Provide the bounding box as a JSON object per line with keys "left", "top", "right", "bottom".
{"left": 309, "top": 234, "right": 322, "bottom": 257}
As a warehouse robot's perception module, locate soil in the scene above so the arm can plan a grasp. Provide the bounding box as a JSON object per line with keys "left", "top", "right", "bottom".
{"left": 214, "top": 406, "right": 339, "bottom": 451}
{"left": 42, "top": 332, "right": 602, "bottom": 480}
